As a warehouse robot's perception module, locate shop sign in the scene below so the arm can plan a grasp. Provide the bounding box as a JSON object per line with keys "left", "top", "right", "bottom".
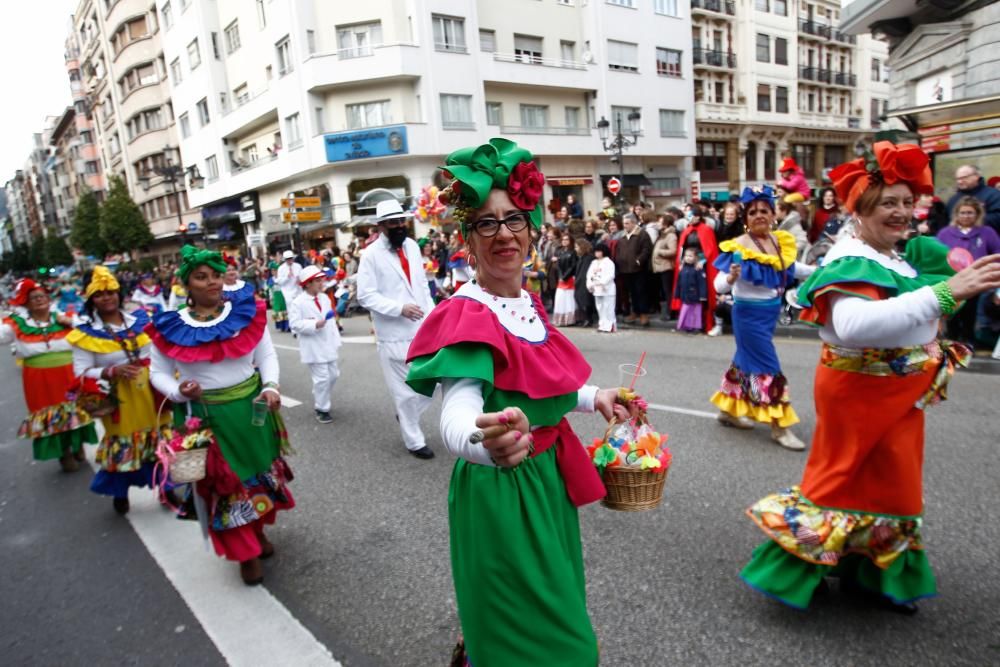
{"left": 324, "top": 126, "right": 408, "bottom": 163}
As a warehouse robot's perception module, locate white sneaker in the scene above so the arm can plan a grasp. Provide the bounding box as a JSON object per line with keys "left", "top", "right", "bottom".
{"left": 717, "top": 411, "right": 755, "bottom": 430}
{"left": 707, "top": 324, "right": 723, "bottom": 337}
{"left": 771, "top": 426, "right": 806, "bottom": 451}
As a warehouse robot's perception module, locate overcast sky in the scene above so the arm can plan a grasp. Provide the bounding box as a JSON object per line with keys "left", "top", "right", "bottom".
{"left": 0, "top": 0, "right": 79, "bottom": 182}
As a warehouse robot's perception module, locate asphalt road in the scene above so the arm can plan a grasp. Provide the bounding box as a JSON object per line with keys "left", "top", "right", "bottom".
{"left": 1, "top": 316, "right": 998, "bottom": 666}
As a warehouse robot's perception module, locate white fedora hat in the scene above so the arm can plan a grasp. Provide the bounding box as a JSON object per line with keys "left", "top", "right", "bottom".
{"left": 282, "top": 250, "right": 295, "bottom": 260}
{"left": 298, "top": 265, "right": 325, "bottom": 286}
{"left": 375, "top": 199, "right": 411, "bottom": 222}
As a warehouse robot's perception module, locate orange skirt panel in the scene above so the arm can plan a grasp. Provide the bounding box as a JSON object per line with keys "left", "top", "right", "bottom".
{"left": 801, "top": 364, "right": 931, "bottom": 517}
{"left": 22, "top": 364, "right": 76, "bottom": 414}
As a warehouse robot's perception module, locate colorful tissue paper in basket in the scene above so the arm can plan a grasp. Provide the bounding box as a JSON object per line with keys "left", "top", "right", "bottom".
{"left": 588, "top": 417, "right": 672, "bottom": 474}
{"left": 160, "top": 416, "right": 215, "bottom": 452}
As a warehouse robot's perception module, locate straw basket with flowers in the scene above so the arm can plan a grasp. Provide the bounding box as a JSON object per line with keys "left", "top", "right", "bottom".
{"left": 588, "top": 390, "right": 672, "bottom": 511}
{"left": 154, "top": 406, "right": 214, "bottom": 484}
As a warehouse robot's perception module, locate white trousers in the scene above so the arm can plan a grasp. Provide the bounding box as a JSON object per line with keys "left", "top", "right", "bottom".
{"left": 309, "top": 360, "right": 340, "bottom": 412}
{"left": 377, "top": 341, "right": 432, "bottom": 451}
{"left": 595, "top": 294, "right": 617, "bottom": 332}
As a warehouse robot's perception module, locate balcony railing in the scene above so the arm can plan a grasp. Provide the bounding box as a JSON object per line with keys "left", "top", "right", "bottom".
{"left": 848, "top": 117, "right": 861, "bottom": 129}
{"left": 833, "top": 72, "right": 858, "bottom": 87}
{"left": 799, "top": 66, "right": 832, "bottom": 83}
{"left": 799, "top": 20, "right": 832, "bottom": 39}
{"left": 222, "top": 86, "right": 270, "bottom": 117}
{"left": 693, "top": 48, "right": 736, "bottom": 69}
{"left": 492, "top": 52, "right": 587, "bottom": 70}
{"left": 833, "top": 31, "right": 857, "bottom": 45}
{"left": 498, "top": 125, "right": 590, "bottom": 136}
{"left": 691, "top": 0, "right": 736, "bottom": 15}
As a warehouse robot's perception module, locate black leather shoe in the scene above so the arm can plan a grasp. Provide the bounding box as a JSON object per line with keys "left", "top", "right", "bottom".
{"left": 409, "top": 446, "right": 435, "bottom": 460}
{"left": 113, "top": 497, "right": 130, "bottom": 515}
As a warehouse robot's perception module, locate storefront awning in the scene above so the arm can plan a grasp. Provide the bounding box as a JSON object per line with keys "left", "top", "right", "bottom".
{"left": 599, "top": 174, "right": 652, "bottom": 187}
{"left": 546, "top": 176, "right": 594, "bottom": 186}
{"left": 888, "top": 94, "right": 1000, "bottom": 127}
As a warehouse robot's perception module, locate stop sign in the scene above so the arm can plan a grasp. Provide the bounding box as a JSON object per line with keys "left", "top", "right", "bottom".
{"left": 607, "top": 177, "right": 622, "bottom": 195}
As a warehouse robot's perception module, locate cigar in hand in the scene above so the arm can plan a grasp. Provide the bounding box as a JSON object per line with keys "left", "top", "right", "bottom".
{"left": 469, "top": 424, "right": 510, "bottom": 444}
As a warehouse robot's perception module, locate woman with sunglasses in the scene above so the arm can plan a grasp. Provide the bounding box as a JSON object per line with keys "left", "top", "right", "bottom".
{"left": 2, "top": 278, "right": 98, "bottom": 472}
{"left": 406, "top": 139, "right": 630, "bottom": 666}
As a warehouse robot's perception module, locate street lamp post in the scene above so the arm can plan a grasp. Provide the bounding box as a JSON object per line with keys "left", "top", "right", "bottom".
{"left": 597, "top": 110, "right": 641, "bottom": 214}
{"left": 137, "top": 144, "right": 205, "bottom": 248}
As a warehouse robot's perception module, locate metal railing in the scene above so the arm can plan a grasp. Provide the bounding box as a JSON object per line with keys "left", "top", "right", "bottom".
{"left": 498, "top": 125, "right": 591, "bottom": 136}
{"left": 833, "top": 72, "right": 857, "bottom": 87}
{"left": 492, "top": 52, "right": 587, "bottom": 70}
{"left": 693, "top": 48, "right": 736, "bottom": 68}
{"left": 691, "top": 0, "right": 736, "bottom": 15}
{"left": 799, "top": 20, "right": 832, "bottom": 39}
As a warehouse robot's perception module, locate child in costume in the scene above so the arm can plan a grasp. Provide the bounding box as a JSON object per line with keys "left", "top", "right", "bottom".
{"left": 674, "top": 248, "right": 707, "bottom": 333}
{"left": 288, "top": 266, "right": 343, "bottom": 423}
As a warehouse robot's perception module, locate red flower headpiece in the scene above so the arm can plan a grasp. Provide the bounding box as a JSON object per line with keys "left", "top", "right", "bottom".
{"left": 11, "top": 278, "right": 45, "bottom": 306}
{"left": 829, "top": 141, "right": 933, "bottom": 213}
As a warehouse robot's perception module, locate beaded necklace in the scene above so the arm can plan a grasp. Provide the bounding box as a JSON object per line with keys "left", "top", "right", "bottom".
{"left": 471, "top": 278, "right": 538, "bottom": 324}
{"left": 188, "top": 304, "right": 226, "bottom": 322}
{"left": 101, "top": 314, "right": 142, "bottom": 364}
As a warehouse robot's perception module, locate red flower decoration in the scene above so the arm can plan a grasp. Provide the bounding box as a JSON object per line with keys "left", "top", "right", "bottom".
{"left": 507, "top": 161, "right": 545, "bottom": 211}
{"left": 829, "top": 141, "right": 933, "bottom": 213}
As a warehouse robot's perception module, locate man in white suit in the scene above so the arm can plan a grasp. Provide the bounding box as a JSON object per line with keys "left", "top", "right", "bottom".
{"left": 289, "top": 265, "right": 343, "bottom": 423}
{"left": 275, "top": 250, "right": 303, "bottom": 330}
{"left": 357, "top": 199, "right": 436, "bottom": 459}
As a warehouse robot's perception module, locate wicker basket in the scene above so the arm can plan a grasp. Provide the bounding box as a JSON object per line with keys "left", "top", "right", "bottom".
{"left": 169, "top": 447, "right": 208, "bottom": 483}
{"left": 597, "top": 412, "right": 670, "bottom": 512}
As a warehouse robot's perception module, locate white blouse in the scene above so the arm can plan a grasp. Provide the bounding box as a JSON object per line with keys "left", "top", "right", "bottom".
{"left": 71, "top": 311, "right": 151, "bottom": 379}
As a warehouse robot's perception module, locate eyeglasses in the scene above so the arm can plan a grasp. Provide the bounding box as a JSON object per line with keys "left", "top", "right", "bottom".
{"left": 470, "top": 212, "right": 530, "bottom": 237}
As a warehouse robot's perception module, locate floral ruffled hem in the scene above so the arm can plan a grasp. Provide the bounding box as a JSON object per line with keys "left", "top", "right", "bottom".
{"left": 202, "top": 457, "right": 295, "bottom": 532}
{"left": 746, "top": 485, "right": 923, "bottom": 569}
{"left": 18, "top": 402, "right": 94, "bottom": 439}
{"left": 95, "top": 430, "right": 159, "bottom": 473}
{"left": 710, "top": 364, "right": 798, "bottom": 427}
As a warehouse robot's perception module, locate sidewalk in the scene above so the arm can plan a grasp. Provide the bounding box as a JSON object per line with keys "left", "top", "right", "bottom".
{"left": 615, "top": 314, "right": 1000, "bottom": 375}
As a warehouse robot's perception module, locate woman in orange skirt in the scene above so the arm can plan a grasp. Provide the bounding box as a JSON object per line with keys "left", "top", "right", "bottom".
{"left": 740, "top": 142, "right": 1000, "bottom": 614}
{"left": 2, "top": 279, "right": 97, "bottom": 471}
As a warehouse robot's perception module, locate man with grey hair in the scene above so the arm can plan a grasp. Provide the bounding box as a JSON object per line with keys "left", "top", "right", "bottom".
{"left": 947, "top": 164, "right": 1000, "bottom": 234}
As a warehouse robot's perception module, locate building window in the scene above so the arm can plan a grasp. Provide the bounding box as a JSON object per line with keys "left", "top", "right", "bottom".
{"left": 479, "top": 29, "right": 496, "bottom": 53}
{"left": 807, "top": 92, "right": 815, "bottom": 112}
{"left": 440, "top": 94, "right": 474, "bottom": 129}
{"left": 695, "top": 141, "right": 727, "bottom": 181}
{"left": 755, "top": 0, "right": 768, "bottom": 10}
{"left": 119, "top": 62, "right": 158, "bottom": 96}
{"left": 314, "top": 106, "right": 325, "bottom": 134}
{"left": 560, "top": 40, "right": 575, "bottom": 64}
{"left": 197, "top": 97, "right": 210, "bottom": 126}
{"left": 432, "top": 15, "right": 467, "bottom": 53}
{"left": 607, "top": 39, "right": 638, "bottom": 72}
{"left": 211, "top": 32, "right": 221, "bottom": 59}
{"left": 656, "top": 47, "right": 682, "bottom": 77}
{"left": 824, "top": 145, "right": 846, "bottom": 168}
{"left": 774, "top": 0, "right": 787, "bottom": 16}
{"left": 337, "top": 21, "right": 382, "bottom": 58}
{"left": 659, "top": 109, "right": 685, "bottom": 137}
{"left": 610, "top": 105, "right": 641, "bottom": 132}
{"left": 162, "top": 1, "right": 172, "bottom": 29}
{"left": 206, "top": 155, "right": 219, "bottom": 181}
{"left": 285, "top": 113, "right": 302, "bottom": 147}
{"left": 654, "top": 0, "right": 679, "bottom": 16}
{"left": 306, "top": 30, "right": 316, "bottom": 55}
{"left": 871, "top": 58, "right": 881, "bottom": 82}
{"left": 775, "top": 38, "right": 787, "bottom": 65}
{"left": 565, "top": 106, "right": 580, "bottom": 129}
{"left": 792, "top": 144, "right": 815, "bottom": 176}
{"left": 346, "top": 100, "right": 391, "bottom": 129}
{"left": 256, "top": 0, "right": 266, "bottom": 28}
{"left": 485, "top": 101, "right": 502, "bottom": 126}
{"left": 756, "top": 34, "right": 769, "bottom": 63}
{"left": 558, "top": 0, "right": 574, "bottom": 5}
{"left": 188, "top": 38, "right": 201, "bottom": 69}
{"left": 607, "top": 0, "right": 636, "bottom": 7}
{"left": 225, "top": 20, "right": 241, "bottom": 54}
{"left": 170, "top": 58, "right": 182, "bottom": 85}
{"left": 514, "top": 34, "right": 543, "bottom": 64}
{"left": 757, "top": 83, "right": 771, "bottom": 112}
{"left": 775, "top": 86, "right": 788, "bottom": 113}
{"left": 179, "top": 112, "right": 190, "bottom": 138}
{"left": 276, "top": 36, "right": 293, "bottom": 75}
{"left": 233, "top": 83, "right": 249, "bottom": 106}
{"left": 714, "top": 81, "right": 725, "bottom": 103}
{"left": 520, "top": 104, "right": 548, "bottom": 129}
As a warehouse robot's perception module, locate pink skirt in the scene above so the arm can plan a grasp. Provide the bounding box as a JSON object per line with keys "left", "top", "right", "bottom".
{"left": 677, "top": 302, "right": 703, "bottom": 331}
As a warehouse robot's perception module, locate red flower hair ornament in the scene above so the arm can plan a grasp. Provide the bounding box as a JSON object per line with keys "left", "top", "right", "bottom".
{"left": 829, "top": 141, "right": 933, "bottom": 214}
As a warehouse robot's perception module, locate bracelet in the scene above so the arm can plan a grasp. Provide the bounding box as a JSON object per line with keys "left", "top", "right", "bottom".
{"left": 262, "top": 381, "right": 279, "bottom": 389}
{"left": 931, "top": 282, "right": 958, "bottom": 316}
{"left": 259, "top": 387, "right": 281, "bottom": 397}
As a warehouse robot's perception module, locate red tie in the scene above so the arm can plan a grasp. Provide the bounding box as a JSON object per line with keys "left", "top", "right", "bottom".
{"left": 314, "top": 296, "right": 322, "bottom": 313}
{"left": 396, "top": 248, "right": 411, "bottom": 284}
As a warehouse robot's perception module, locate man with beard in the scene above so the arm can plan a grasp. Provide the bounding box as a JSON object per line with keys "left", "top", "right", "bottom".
{"left": 356, "top": 200, "right": 436, "bottom": 459}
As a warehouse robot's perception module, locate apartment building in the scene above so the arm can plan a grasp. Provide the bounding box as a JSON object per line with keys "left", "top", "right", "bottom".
{"left": 72, "top": 0, "right": 199, "bottom": 259}
{"left": 692, "top": 0, "right": 889, "bottom": 200}
{"left": 158, "top": 0, "right": 695, "bottom": 255}
{"left": 841, "top": 0, "right": 1000, "bottom": 197}
{"left": 4, "top": 173, "right": 31, "bottom": 247}
{"left": 63, "top": 22, "right": 107, "bottom": 205}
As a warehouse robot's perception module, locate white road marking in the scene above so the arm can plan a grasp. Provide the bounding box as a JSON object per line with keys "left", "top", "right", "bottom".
{"left": 280, "top": 394, "right": 303, "bottom": 408}
{"left": 86, "top": 431, "right": 340, "bottom": 666}
{"left": 645, "top": 402, "right": 718, "bottom": 420}
{"left": 272, "top": 335, "right": 374, "bottom": 353}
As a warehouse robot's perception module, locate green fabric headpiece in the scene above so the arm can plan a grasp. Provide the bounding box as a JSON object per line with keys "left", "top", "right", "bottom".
{"left": 442, "top": 138, "right": 545, "bottom": 231}
{"left": 177, "top": 244, "right": 227, "bottom": 283}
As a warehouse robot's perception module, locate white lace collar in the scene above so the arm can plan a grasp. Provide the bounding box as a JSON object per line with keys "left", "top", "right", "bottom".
{"left": 824, "top": 237, "right": 917, "bottom": 278}
{"left": 455, "top": 281, "right": 547, "bottom": 343}
{"left": 178, "top": 301, "right": 234, "bottom": 328}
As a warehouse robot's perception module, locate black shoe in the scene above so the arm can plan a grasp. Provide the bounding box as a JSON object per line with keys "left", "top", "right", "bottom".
{"left": 315, "top": 410, "right": 333, "bottom": 424}
{"left": 409, "top": 446, "right": 435, "bottom": 460}
{"left": 113, "top": 497, "right": 130, "bottom": 515}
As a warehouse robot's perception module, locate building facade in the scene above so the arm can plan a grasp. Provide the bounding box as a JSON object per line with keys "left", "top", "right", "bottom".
{"left": 4, "top": 173, "right": 31, "bottom": 248}
{"left": 73, "top": 0, "right": 199, "bottom": 259}
{"left": 158, "top": 0, "right": 696, "bottom": 256}
{"left": 841, "top": 0, "right": 1000, "bottom": 198}
{"left": 692, "top": 0, "right": 889, "bottom": 200}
